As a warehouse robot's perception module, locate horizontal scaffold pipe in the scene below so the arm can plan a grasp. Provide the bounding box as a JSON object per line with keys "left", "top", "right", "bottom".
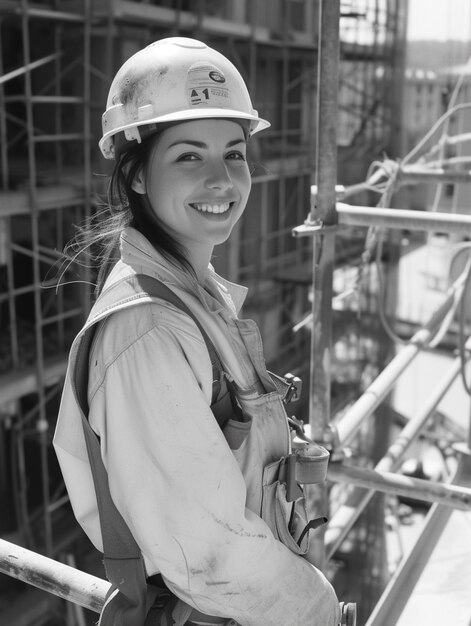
{"left": 0, "top": 539, "right": 109, "bottom": 613}
{"left": 398, "top": 164, "right": 471, "bottom": 185}
{"left": 327, "top": 463, "right": 471, "bottom": 510}
{"left": 336, "top": 202, "right": 471, "bottom": 236}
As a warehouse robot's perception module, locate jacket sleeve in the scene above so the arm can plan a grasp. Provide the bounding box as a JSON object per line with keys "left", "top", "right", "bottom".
{"left": 88, "top": 313, "right": 340, "bottom": 626}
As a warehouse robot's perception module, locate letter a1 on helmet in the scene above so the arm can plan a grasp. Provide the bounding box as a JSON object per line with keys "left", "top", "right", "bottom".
{"left": 99, "top": 37, "right": 271, "bottom": 159}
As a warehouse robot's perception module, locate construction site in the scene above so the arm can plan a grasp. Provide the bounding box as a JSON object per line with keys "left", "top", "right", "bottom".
{"left": 1, "top": 0, "right": 471, "bottom": 625}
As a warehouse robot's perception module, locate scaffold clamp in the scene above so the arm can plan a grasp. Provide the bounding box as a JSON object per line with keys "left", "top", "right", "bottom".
{"left": 339, "top": 601, "right": 357, "bottom": 626}
{"left": 292, "top": 219, "right": 342, "bottom": 237}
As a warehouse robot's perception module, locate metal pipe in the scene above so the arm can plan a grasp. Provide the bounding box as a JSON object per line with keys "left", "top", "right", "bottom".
{"left": 21, "top": 0, "right": 53, "bottom": 557}
{"left": 33, "top": 133, "right": 85, "bottom": 142}
{"left": 0, "top": 539, "right": 109, "bottom": 613}
{"left": 305, "top": 0, "right": 340, "bottom": 571}
{"left": 309, "top": 0, "right": 340, "bottom": 438}
{"left": 0, "top": 52, "right": 61, "bottom": 86}
{"left": 311, "top": 2, "right": 340, "bottom": 225}
{"left": 327, "top": 463, "right": 471, "bottom": 510}
{"left": 13, "top": 7, "right": 87, "bottom": 22}
{"left": 326, "top": 350, "right": 468, "bottom": 557}
{"left": 336, "top": 279, "right": 466, "bottom": 449}
{"left": 83, "top": 0, "right": 93, "bottom": 316}
{"left": 377, "top": 354, "right": 464, "bottom": 472}
{"left": 398, "top": 165, "right": 471, "bottom": 185}
{"left": 337, "top": 202, "right": 471, "bottom": 235}
{"left": 364, "top": 448, "right": 471, "bottom": 626}
{"left": 366, "top": 501, "right": 453, "bottom": 626}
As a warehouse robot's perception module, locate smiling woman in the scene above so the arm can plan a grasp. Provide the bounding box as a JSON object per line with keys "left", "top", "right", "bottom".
{"left": 53, "top": 37, "right": 340, "bottom": 626}
{"left": 130, "top": 119, "right": 252, "bottom": 281}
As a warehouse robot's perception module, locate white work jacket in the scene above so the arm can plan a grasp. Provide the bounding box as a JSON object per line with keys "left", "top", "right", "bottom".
{"left": 54, "top": 227, "right": 339, "bottom": 626}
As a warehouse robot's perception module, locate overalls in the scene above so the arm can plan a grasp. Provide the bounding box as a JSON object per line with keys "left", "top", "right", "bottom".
{"left": 59, "top": 272, "right": 329, "bottom": 626}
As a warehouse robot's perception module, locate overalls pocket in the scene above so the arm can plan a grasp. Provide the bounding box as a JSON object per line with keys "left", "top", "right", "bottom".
{"left": 261, "top": 459, "right": 310, "bottom": 556}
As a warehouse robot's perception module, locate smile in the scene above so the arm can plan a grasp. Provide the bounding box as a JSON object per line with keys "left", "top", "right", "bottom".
{"left": 190, "top": 202, "right": 232, "bottom": 214}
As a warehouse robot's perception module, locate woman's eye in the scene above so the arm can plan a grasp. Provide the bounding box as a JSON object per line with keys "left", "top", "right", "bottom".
{"left": 176, "top": 153, "right": 200, "bottom": 162}
{"left": 226, "top": 151, "right": 246, "bottom": 161}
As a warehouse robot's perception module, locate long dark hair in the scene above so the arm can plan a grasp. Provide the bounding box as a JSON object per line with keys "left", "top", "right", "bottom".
{"left": 62, "top": 128, "right": 192, "bottom": 296}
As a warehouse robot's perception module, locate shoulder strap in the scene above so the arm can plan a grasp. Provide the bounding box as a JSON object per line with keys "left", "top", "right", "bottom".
{"left": 77, "top": 274, "right": 224, "bottom": 415}
{"left": 71, "top": 274, "right": 226, "bottom": 625}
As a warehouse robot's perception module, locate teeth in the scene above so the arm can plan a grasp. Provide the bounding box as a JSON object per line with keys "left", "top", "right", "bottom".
{"left": 192, "top": 203, "right": 230, "bottom": 214}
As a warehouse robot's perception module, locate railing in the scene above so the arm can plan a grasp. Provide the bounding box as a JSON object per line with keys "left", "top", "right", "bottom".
{"left": 0, "top": 538, "right": 109, "bottom": 614}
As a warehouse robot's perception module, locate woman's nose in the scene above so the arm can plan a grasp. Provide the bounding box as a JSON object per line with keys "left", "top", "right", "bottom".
{"left": 204, "top": 159, "right": 233, "bottom": 190}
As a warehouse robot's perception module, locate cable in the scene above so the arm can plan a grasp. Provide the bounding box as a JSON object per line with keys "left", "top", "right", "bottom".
{"left": 402, "top": 103, "right": 471, "bottom": 167}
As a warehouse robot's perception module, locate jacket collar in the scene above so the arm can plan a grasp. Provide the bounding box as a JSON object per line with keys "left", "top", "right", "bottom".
{"left": 118, "top": 227, "right": 248, "bottom": 315}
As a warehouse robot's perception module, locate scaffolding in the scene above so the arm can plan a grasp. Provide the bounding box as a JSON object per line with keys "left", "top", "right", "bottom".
{"left": 0, "top": 0, "right": 94, "bottom": 566}
{"left": 4, "top": 1, "right": 457, "bottom": 624}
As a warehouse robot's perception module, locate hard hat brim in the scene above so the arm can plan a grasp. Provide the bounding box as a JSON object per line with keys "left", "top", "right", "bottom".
{"left": 100, "top": 109, "right": 271, "bottom": 159}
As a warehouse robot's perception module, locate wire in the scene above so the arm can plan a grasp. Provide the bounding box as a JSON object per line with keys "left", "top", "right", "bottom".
{"left": 402, "top": 103, "right": 471, "bottom": 167}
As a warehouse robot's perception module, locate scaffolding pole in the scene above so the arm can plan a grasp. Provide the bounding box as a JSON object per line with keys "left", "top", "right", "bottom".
{"left": 20, "top": 0, "right": 53, "bottom": 557}
{"left": 326, "top": 336, "right": 470, "bottom": 558}
{"left": 327, "top": 462, "right": 471, "bottom": 510}
{"left": 336, "top": 274, "right": 468, "bottom": 449}
{"left": 0, "top": 539, "right": 109, "bottom": 613}
{"left": 294, "top": 203, "right": 471, "bottom": 237}
{"left": 336, "top": 203, "right": 471, "bottom": 236}
{"left": 305, "top": 0, "right": 340, "bottom": 570}
{"left": 364, "top": 446, "right": 471, "bottom": 626}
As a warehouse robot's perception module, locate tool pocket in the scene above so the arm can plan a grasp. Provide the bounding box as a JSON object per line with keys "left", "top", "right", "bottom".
{"left": 261, "top": 459, "right": 310, "bottom": 556}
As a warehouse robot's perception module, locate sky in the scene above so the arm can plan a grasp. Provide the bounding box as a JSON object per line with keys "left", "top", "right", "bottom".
{"left": 407, "top": 0, "right": 471, "bottom": 41}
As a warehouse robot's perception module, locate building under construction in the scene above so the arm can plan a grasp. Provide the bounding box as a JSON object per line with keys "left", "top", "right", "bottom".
{"left": 2, "top": 1, "right": 471, "bottom": 625}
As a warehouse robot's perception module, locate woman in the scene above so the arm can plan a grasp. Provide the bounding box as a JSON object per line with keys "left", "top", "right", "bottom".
{"left": 54, "top": 37, "right": 340, "bottom": 626}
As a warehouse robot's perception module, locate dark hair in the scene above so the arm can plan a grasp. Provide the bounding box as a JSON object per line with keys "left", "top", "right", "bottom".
{"left": 110, "top": 129, "right": 193, "bottom": 278}
{"left": 62, "top": 128, "right": 192, "bottom": 296}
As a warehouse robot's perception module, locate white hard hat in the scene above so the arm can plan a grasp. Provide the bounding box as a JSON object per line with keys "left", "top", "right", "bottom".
{"left": 99, "top": 37, "right": 270, "bottom": 159}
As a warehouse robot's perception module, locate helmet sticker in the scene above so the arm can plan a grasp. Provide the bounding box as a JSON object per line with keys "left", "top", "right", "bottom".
{"left": 209, "top": 70, "right": 225, "bottom": 83}
{"left": 186, "top": 63, "right": 231, "bottom": 108}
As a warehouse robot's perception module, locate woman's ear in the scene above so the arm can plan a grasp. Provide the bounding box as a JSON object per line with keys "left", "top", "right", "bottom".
{"left": 130, "top": 166, "right": 146, "bottom": 195}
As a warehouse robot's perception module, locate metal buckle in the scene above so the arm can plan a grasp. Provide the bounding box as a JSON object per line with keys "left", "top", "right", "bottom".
{"left": 283, "top": 373, "right": 302, "bottom": 404}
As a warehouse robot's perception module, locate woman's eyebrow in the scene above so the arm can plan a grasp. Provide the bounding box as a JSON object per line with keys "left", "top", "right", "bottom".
{"left": 167, "top": 138, "right": 246, "bottom": 149}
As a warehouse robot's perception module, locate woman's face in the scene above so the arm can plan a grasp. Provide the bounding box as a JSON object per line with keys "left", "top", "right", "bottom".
{"left": 134, "top": 119, "right": 251, "bottom": 253}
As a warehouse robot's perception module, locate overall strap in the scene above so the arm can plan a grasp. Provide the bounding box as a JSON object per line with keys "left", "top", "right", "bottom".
{"left": 85, "top": 274, "right": 225, "bottom": 404}
{"left": 71, "top": 274, "right": 227, "bottom": 626}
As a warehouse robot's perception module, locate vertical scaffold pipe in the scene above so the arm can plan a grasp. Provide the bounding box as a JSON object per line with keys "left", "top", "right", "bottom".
{"left": 306, "top": 0, "right": 340, "bottom": 570}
